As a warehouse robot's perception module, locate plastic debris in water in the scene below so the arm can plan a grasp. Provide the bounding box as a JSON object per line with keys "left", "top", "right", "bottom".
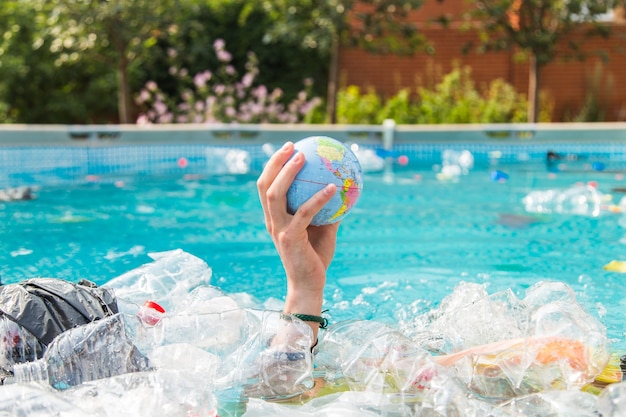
{"left": 603, "top": 260, "right": 626, "bottom": 273}
{"left": 522, "top": 184, "right": 613, "bottom": 217}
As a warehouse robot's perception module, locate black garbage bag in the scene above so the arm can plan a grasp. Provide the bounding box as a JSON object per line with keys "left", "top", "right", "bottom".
{"left": 0, "top": 278, "right": 119, "bottom": 377}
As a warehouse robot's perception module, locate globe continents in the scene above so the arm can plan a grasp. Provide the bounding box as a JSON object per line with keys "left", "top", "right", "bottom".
{"left": 287, "top": 136, "right": 363, "bottom": 226}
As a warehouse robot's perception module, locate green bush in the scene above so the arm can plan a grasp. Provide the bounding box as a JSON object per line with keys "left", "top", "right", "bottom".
{"left": 479, "top": 79, "right": 528, "bottom": 123}
{"left": 335, "top": 65, "right": 549, "bottom": 124}
{"left": 376, "top": 89, "right": 417, "bottom": 124}
{"left": 336, "top": 86, "right": 381, "bottom": 124}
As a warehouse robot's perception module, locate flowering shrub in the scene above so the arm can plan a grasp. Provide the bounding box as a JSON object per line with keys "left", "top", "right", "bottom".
{"left": 135, "top": 39, "right": 322, "bottom": 124}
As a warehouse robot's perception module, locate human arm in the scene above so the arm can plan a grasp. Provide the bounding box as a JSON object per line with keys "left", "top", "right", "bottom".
{"left": 256, "top": 141, "right": 339, "bottom": 343}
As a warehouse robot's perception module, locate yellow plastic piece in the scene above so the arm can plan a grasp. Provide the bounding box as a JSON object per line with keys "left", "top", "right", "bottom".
{"left": 603, "top": 260, "right": 626, "bottom": 272}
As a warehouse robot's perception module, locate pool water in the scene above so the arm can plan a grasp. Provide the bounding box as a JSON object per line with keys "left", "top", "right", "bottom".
{"left": 1, "top": 161, "right": 626, "bottom": 350}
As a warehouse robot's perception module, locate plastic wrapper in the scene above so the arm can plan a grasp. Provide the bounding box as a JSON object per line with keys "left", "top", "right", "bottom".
{"left": 412, "top": 281, "right": 610, "bottom": 400}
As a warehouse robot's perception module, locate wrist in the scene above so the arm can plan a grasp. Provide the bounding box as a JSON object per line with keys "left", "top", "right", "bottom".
{"left": 283, "top": 286, "right": 324, "bottom": 315}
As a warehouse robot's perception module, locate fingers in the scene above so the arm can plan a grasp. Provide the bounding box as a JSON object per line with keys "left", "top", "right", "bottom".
{"left": 257, "top": 142, "right": 295, "bottom": 228}
{"left": 257, "top": 141, "right": 337, "bottom": 233}
{"left": 291, "top": 183, "right": 337, "bottom": 230}
{"left": 257, "top": 142, "right": 294, "bottom": 199}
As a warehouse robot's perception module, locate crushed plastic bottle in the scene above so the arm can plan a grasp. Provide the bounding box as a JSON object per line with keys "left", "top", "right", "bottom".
{"left": 13, "top": 313, "right": 150, "bottom": 389}
{"left": 65, "top": 369, "right": 219, "bottom": 417}
{"left": 436, "top": 149, "right": 474, "bottom": 181}
{"left": 315, "top": 319, "right": 444, "bottom": 394}
{"left": 205, "top": 147, "right": 251, "bottom": 175}
{"left": 0, "top": 316, "right": 44, "bottom": 379}
{"left": 409, "top": 281, "right": 610, "bottom": 401}
{"left": 125, "top": 305, "right": 315, "bottom": 400}
{"left": 497, "top": 390, "right": 600, "bottom": 417}
{"left": 597, "top": 381, "right": 626, "bottom": 417}
{"left": 313, "top": 320, "right": 484, "bottom": 416}
{"left": 0, "top": 383, "right": 89, "bottom": 417}
{"left": 104, "top": 249, "right": 214, "bottom": 313}
{"left": 522, "top": 184, "right": 608, "bottom": 216}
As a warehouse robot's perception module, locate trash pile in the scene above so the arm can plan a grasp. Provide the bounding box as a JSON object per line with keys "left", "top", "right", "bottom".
{"left": 0, "top": 250, "right": 623, "bottom": 417}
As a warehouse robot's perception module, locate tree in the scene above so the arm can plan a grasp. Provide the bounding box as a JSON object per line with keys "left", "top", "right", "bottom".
{"left": 0, "top": 0, "right": 117, "bottom": 123}
{"left": 261, "top": 0, "right": 426, "bottom": 123}
{"left": 36, "top": 0, "right": 176, "bottom": 124}
{"left": 465, "top": 0, "right": 625, "bottom": 123}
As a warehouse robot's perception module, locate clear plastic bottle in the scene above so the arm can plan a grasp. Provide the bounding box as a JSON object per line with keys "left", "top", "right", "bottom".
{"left": 12, "top": 313, "right": 150, "bottom": 390}
{"left": 523, "top": 184, "right": 605, "bottom": 216}
{"left": 0, "top": 316, "right": 44, "bottom": 379}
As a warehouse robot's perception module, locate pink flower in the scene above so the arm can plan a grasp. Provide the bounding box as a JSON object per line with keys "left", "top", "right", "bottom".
{"left": 213, "top": 39, "right": 225, "bottom": 51}
{"left": 193, "top": 71, "right": 212, "bottom": 88}
{"left": 217, "top": 50, "right": 232, "bottom": 63}
{"left": 241, "top": 72, "right": 254, "bottom": 88}
{"left": 154, "top": 101, "right": 168, "bottom": 115}
{"left": 136, "top": 114, "right": 150, "bottom": 125}
{"left": 136, "top": 89, "right": 151, "bottom": 105}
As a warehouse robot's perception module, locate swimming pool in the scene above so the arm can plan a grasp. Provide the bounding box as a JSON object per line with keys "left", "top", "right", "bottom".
{"left": 2, "top": 148, "right": 625, "bottom": 352}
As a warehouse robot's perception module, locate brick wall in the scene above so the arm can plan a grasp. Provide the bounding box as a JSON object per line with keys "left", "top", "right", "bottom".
{"left": 340, "top": 5, "right": 626, "bottom": 122}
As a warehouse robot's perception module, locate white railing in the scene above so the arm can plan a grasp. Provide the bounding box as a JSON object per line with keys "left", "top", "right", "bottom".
{"left": 1, "top": 121, "right": 625, "bottom": 147}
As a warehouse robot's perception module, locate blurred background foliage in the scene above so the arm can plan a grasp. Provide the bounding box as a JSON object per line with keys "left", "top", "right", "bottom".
{"left": 0, "top": 0, "right": 621, "bottom": 124}
{"left": 0, "top": 0, "right": 329, "bottom": 124}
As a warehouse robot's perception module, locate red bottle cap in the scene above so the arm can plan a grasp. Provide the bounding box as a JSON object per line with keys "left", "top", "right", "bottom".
{"left": 143, "top": 300, "right": 165, "bottom": 313}
{"left": 138, "top": 300, "right": 166, "bottom": 326}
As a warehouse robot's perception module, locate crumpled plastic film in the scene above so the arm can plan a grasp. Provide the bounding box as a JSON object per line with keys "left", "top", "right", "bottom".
{"left": 231, "top": 310, "right": 315, "bottom": 400}
{"left": 316, "top": 320, "right": 442, "bottom": 394}
{"left": 497, "top": 389, "right": 600, "bottom": 417}
{"left": 105, "top": 249, "right": 213, "bottom": 312}
{"left": 422, "top": 281, "right": 609, "bottom": 400}
{"left": 597, "top": 381, "right": 626, "bottom": 417}
{"left": 126, "top": 307, "right": 315, "bottom": 401}
{"left": 64, "top": 369, "right": 218, "bottom": 417}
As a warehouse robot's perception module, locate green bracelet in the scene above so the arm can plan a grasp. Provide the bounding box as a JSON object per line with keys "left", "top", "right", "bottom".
{"left": 290, "top": 310, "right": 329, "bottom": 329}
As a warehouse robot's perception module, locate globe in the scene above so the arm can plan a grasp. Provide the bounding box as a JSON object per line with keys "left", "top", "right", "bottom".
{"left": 286, "top": 136, "right": 363, "bottom": 226}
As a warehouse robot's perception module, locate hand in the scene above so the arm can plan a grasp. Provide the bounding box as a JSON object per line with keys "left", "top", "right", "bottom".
{"left": 257, "top": 142, "right": 340, "bottom": 340}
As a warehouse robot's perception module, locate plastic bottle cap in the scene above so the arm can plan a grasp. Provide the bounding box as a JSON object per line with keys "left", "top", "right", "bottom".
{"left": 138, "top": 300, "right": 165, "bottom": 326}
{"left": 143, "top": 300, "right": 165, "bottom": 313}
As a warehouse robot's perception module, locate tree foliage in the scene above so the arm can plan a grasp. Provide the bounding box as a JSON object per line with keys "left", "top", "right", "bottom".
{"left": 0, "top": 0, "right": 117, "bottom": 123}
{"left": 35, "top": 0, "right": 177, "bottom": 123}
{"left": 261, "top": 0, "right": 427, "bottom": 123}
{"left": 135, "top": 39, "right": 322, "bottom": 124}
{"left": 464, "top": 0, "right": 625, "bottom": 122}
{"left": 0, "top": 0, "right": 328, "bottom": 124}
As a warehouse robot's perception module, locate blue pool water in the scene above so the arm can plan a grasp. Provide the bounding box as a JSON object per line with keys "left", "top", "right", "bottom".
{"left": 1, "top": 158, "right": 626, "bottom": 351}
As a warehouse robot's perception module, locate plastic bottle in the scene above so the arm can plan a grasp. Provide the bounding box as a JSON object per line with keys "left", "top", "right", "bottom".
{"left": 522, "top": 184, "right": 605, "bottom": 216}
{"left": 12, "top": 313, "right": 150, "bottom": 390}
{"left": 0, "top": 316, "right": 44, "bottom": 378}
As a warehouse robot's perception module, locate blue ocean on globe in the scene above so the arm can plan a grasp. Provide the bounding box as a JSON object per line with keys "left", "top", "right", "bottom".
{"left": 286, "top": 136, "right": 363, "bottom": 226}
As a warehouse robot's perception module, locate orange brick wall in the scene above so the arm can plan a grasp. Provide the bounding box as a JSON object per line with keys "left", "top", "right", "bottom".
{"left": 340, "top": 5, "right": 626, "bottom": 122}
